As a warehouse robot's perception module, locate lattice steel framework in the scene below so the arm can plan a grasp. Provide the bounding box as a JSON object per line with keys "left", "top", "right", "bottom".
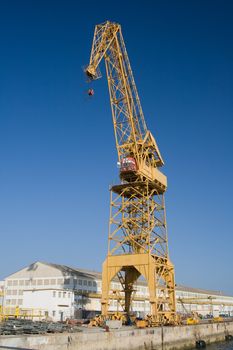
{"left": 85, "top": 21, "right": 176, "bottom": 324}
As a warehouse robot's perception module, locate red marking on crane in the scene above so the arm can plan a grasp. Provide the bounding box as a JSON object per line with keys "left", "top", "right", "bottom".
{"left": 88, "top": 88, "right": 94, "bottom": 96}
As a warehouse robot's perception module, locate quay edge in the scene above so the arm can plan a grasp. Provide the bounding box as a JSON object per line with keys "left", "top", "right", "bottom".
{"left": 0, "top": 322, "right": 233, "bottom": 350}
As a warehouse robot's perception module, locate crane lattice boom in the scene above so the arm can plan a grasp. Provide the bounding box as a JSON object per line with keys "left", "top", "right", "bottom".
{"left": 86, "top": 22, "right": 164, "bottom": 176}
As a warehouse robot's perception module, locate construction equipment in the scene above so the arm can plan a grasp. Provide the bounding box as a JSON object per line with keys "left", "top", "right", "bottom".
{"left": 85, "top": 21, "right": 176, "bottom": 325}
{"left": 88, "top": 315, "right": 104, "bottom": 327}
{"left": 177, "top": 296, "right": 233, "bottom": 318}
{"left": 212, "top": 316, "right": 223, "bottom": 323}
{"left": 186, "top": 315, "right": 200, "bottom": 325}
{"left": 136, "top": 319, "right": 148, "bottom": 328}
{"left": 89, "top": 312, "right": 126, "bottom": 327}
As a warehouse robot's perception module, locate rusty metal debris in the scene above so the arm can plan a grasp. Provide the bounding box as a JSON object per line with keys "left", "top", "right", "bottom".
{"left": 0, "top": 319, "right": 82, "bottom": 335}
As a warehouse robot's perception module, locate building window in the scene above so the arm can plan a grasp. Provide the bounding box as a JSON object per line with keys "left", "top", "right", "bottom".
{"left": 83, "top": 280, "right": 87, "bottom": 286}
{"left": 88, "top": 281, "right": 91, "bottom": 287}
{"left": 53, "top": 291, "right": 56, "bottom": 297}
{"left": 12, "top": 290, "right": 17, "bottom": 295}
{"left": 52, "top": 311, "right": 56, "bottom": 317}
{"left": 58, "top": 292, "right": 61, "bottom": 298}
{"left": 43, "top": 279, "right": 48, "bottom": 285}
{"left": 11, "top": 299, "right": 16, "bottom": 305}
{"left": 6, "top": 290, "right": 12, "bottom": 295}
{"left": 25, "top": 280, "right": 30, "bottom": 286}
{"left": 7, "top": 280, "right": 12, "bottom": 286}
{"left": 64, "top": 278, "right": 70, "bottom": 285}
{"left": 78, "top": 280, "right": 82, "bottom": 285}
{"left": 18, "top": 299, "right": 23, "bottom": 305}
{"left": 50, "top": 279, "right": 56, "bottom": 285}
{"left": 37, "top": 279, "right": 43, "bottom": 285}
{"left": 57, "top": 278, "right": 63, "bottom": 285}
{"left": 13, "top": 280, "right": 18, "bottom": 286}
{"left": 19, "top": 280, "right": 24, "bottom": 286}
{"left": 19, "top": 290, "right": 23, "bottom": 296}
{"left": 31, "top": 280, "right": 36, "bottom": 286}
{"left": 68, "top": 293, "right": 70, "bottom": 298}
{"left": 63, "top": 292, "right": 66, "bottom": 298}
{"left": 6, "top": 299, "right": 11, "bottom": 305}
{"left": 93, "top": 281, "right": 97, "bottom": 287}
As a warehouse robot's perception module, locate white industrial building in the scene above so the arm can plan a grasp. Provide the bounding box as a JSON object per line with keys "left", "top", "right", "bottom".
{"left": 22, "top": 289, "right": 74, "bottom": 322}
{"left": 1, "top": 261, "right": 233, "bottom": 321}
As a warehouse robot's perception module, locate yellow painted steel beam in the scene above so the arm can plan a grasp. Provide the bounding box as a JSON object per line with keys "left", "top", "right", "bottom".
{"left": 77, "top": 292, "right": 233, "bottom": 307}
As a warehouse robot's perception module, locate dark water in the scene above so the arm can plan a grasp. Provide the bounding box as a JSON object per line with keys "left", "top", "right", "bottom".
{"left": 192, "top": 342, "right": 233, "bottom": 350}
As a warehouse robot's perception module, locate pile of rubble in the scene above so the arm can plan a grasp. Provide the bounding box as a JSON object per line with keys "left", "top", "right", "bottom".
{"left": 0, "top": 319, "right": 82, "bottom": 335}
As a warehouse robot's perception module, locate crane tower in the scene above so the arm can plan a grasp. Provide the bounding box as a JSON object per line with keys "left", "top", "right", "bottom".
{"left": 85, "top": 21, "right": 176, "bottom": 324}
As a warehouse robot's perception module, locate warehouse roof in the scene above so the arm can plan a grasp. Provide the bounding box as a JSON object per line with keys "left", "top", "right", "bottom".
{"left": 43, "top": 262, "right": 102, "bottom": 279}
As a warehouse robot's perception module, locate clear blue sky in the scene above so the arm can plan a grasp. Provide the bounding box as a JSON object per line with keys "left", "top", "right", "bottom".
{"left": 0, "top": 0, "right": 233, "bottom": 294}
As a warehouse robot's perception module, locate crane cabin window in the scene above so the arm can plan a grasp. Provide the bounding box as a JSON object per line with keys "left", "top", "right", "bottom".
{"left": 120, "top": 157, "right": 137, "bottom": 172}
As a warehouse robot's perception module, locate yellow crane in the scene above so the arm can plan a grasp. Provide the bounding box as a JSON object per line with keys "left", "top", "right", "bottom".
{"left": 85, "top": 21, "right": 176, "bottom": 324}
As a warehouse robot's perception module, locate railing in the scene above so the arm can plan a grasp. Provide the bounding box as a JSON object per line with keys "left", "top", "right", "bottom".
{"left": 0, "top": 306, "right": 47, "bottom": 321}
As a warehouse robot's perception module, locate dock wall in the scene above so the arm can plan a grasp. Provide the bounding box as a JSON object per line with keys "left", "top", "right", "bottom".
{"left": 0, "top": 322, "right": 233, "bottom": 350}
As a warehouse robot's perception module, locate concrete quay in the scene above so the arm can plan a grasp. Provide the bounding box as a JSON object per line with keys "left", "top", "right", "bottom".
{"left": 0, "top": 322, "right": 233, "bottom": 350}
